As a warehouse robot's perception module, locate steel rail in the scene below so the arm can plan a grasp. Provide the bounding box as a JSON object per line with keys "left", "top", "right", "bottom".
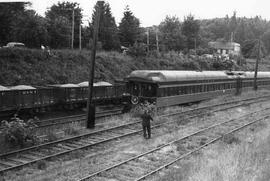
{"left": 0, "top": 95, "right": 266, "bottom": 159}
{"left": 36, "top": 109, "right": 123, "bottom": 128}
{"left": 78, "top": 110, "right": 270, "bottom": 181}
{"left": 36, "top": 108, "right": 123, "bottom": 126}
{"left": 33, "top": 94, "right": 270, "bottom": 128}
{"left": 135, "top": 114, "right": 269, "bottom": 181}
{"left": 0, "top": 96, "right": 268, "bottom": 174}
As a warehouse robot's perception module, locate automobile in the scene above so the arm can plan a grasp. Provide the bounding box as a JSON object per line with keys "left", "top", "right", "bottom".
{"left": 3, "top": 42, "right": 25, "bottom": 48}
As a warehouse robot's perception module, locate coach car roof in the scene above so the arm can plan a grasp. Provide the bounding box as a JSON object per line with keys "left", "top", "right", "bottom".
{"left": 244, "top": 71, "right": 270, "bottom": 78}
{"left": 0, "top": 85, "right": 9, "bottom": 91}
{"left": 127, "top": 70, "right": 229, "bottom": 82}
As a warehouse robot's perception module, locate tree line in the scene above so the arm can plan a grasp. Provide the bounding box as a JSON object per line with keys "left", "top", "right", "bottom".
{"left": 1, "top": 2, "right": 270, "bottom": 57}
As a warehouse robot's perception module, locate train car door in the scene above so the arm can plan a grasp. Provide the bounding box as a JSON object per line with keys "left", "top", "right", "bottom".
{"left": 131, "top": 82, "right": 140, "bottom": 96}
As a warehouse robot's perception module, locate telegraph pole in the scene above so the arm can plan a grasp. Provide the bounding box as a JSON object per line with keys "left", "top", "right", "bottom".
{"left": 79, "top": 24, "right": 82, "bottom": 50}
{"left": 254, "top": 39, "right": 260, "bottom": 90}
{"left": 86, "top": 1, "right": 102, "bottom": 129}
{"left": 147, "top": 29, "right": 150, "bottom": 53}
{"left": 71, "top": 9, "right": 75, "bottom": 49}
{"left": 194, "top": 38, "right": 197, "bottom": 55}
{"left": 156, "top": 29, "right": 159, "bottom": 53}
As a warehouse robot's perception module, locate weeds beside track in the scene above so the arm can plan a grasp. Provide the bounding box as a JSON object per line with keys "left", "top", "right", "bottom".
{"left": 0, "top": 95, "right": 269, "bottom": 174}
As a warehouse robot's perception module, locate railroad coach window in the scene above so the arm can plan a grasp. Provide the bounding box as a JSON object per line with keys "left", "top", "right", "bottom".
{"left": 178, "top": 87, "right": 184, "bottom": 94}
{"left": 171, "top": 87, "right": 175, "bottom": 95}
{"left": 186, "top": 86, "right": 190, "bottom": 94}
{"left": 194, "top": 85, "right": 198, "bottom": 93}
{"left": 188, "top": 86, "right": 193, "bottom": 94}
{"left": 179, "top": 87, "right": 182, "bottom": 94}
{"left": 192, "top": 86, "right": 196, "bottom": 93}
{"left": 168, "top": 87, "right": 172, "bottom": 96}
{"left": 213, "top": 84, "right": 217, "bottom": 91}
{"left": 207, "top": 84, "right": 210, "bottom": 91}
{"left": 197, "top": 85, "right": 201, "bottom": 92}
{"left": 162, "top": 88, "right": 166, "bottom": 96}
{"left": 173, "top": 87, "right": 178, "bottom": 95}
{"left": 210, "top": 84, "right": 214, "bottom": 91}
{"left": 183, "top": 86, "right": 188, "bottom": 94}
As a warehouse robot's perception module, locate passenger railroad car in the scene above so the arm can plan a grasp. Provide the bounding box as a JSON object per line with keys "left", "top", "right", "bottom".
{"left": 126, "top": 70, "right": 270, "bottom": 107}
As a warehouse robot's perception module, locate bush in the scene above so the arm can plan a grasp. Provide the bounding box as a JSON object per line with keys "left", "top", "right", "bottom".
{"left": 222, "top": 134, "right": 241, "bottom": 144}
{"left": 64, "top": 123, "right": 81, "bottom": 136}
{"left": 127, "top": 43, "right": 147, "bottom": 57}
{"left": 46, "top": 131, "right": 58, "bottom": 142}
{"left": 36, "top": 160, "right": 47, "bottom": 170}
{"left": 131, "top": 101, "right": 157, "bottom": 117}
{"left": 1, "top": 117, "right": 37, "bottom": 147}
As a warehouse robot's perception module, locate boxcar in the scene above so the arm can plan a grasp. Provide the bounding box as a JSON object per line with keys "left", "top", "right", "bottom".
{"left": 77, "top": 81, "right": 126, "bottom": 104}
{"left": 9, "top": 85, "right": 37, "bottom": 110}
{"left": 49, "top": 84, "right": 81, "bottom": 105}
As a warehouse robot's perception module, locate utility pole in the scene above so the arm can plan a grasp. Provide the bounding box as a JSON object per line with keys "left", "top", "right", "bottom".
{"left": 156, "top": 29, "right": 159, "bottom": 53}
{"left": 146, "top": 29, "right": 150, "bottom": 53}
{"left": 79, "top": 24, "right": 82, "bottom": 50}
{"left": 194, "top": 38, "right": 197, "bottom": 55}
{"left": 86, "top": 1, "right": 102, "bottom": 129}
{"left": 254, "top": 39, "right": 260, "bottom": 90}
{"left": 71, "top": 9, "right": 75, "bottom": 49}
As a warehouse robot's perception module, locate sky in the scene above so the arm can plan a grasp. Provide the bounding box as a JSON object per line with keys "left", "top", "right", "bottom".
{"left": 2, "top": 0, "right": 270, "bottom": 27}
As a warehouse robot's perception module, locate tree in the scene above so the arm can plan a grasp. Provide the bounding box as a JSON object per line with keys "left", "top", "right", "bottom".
{"left": 262, "top": 30, "right": 270, "bottom": 54}
{"left": 0, "top": 2, "right": 30, "bottom": 46}
{"left": 228, "top": 11, "right": 237, "bottom": 41}
{"left": 182, "top": 14, "right": 200, "bottom": 50}
{"left": 159, "top": 16, "right": 184, "bottom": 51}
{"left": 11, "top": 10, "right": 49, "bottom": 48}
{"left": 118, "top": 6, "right": 140, "bottom": 47}
{"left": 46, "top": 2, "right": 82, "bottom": 49}
{"left": 91, "top": 2, "right": 120, "bottom": 50}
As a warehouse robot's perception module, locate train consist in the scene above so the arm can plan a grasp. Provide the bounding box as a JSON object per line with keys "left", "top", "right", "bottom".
{"left": 126, "top": 70, "right": 270, "bottom": 107}
{"left": 1, "top": 70, "right": 270, "bottom": 113}
{"left": 0, "top": 81, "right": 126, "bottom": 113}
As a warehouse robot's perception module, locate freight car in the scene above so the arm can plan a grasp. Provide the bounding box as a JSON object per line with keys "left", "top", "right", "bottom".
{"left": 0, "top": 82, "right": 127, "bottom": 114}
{"left": 126, "top": 70, "right": 270, "bottom": 107}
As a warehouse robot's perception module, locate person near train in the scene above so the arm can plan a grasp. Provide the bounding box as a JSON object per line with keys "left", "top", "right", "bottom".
{"left": 141, "top": 110, "right": 153, "bottom": 139}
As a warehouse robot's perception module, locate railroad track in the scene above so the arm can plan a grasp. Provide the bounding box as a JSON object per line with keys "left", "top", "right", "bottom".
{"left": 0, "top": 108, "right": 123, "bottom": 133}
{"left": 33, "top": 94, "right": 270, "bottom": 129}
{"left": 0, "top": 95, "right": 269, "bottom": 174}
{"left": 35, "top": 108, "right": 123, "bottom": 128}
{"left": 78, "top": 107, "right": 270, "bottom": 181}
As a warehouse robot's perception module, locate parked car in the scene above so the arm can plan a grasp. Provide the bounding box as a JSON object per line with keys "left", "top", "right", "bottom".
{"left": 3, "top": 42, "right": 25, "bottom": 48}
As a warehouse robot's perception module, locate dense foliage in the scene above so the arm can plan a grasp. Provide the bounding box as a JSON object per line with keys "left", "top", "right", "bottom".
{"left": 90, "top": 1, "right": 120, "bottom": 50}
{"left": 1, "top": 2, "right": 270, "bottom": 57}
{"left": 0, "top": 48, "right": 242, "bottom": 86}
{"left": 45, "top": 2, "right": 82, "bottom": 49}
{"left": 118, "top": 6, "right": 141, "bottom": 47}
{"left": 1, "top": 117, "right": 37, "bottom": 147}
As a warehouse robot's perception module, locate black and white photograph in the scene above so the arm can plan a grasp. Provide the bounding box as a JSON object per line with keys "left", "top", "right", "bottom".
{"left": 1, "top": 0, "right": 270, "bottom": 180}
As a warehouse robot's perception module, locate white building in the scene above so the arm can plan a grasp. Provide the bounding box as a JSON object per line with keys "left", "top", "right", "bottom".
{"left": 208, "top": 41, "right": 241, "bottom": 56}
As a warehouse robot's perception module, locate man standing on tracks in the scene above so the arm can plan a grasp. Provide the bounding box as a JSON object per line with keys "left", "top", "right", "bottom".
{"left": 141, "top": 110, "right": 153, "bottom": 139}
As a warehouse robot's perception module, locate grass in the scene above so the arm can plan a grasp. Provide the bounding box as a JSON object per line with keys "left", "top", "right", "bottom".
{"left": 154, "top": 119, "right": 270, "bottom": 181}
{"left": 2, "top": 89, "right": 270, "bottom": 181}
